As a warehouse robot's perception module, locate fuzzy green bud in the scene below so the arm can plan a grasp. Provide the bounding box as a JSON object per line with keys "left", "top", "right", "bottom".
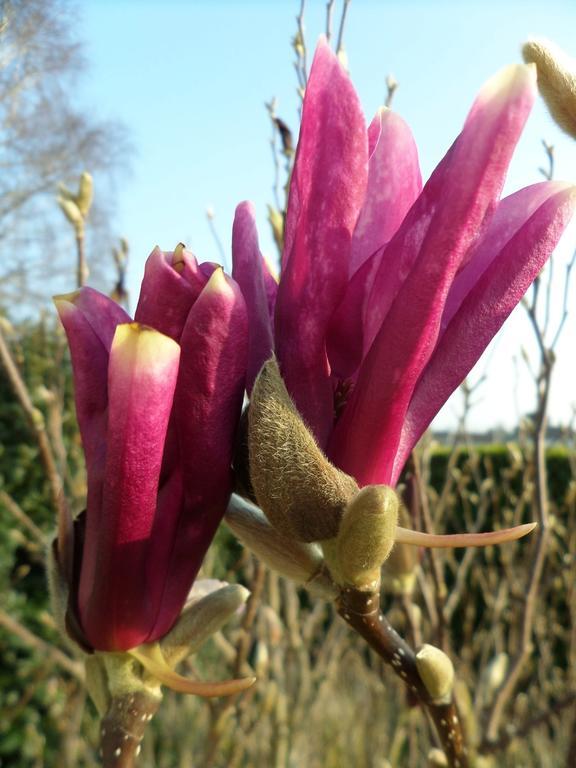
{"left": 249, "top": 359, "right": 358, "bottom": 542}
{"left": 335, "top": 485, "right": 399, "bottom": 589}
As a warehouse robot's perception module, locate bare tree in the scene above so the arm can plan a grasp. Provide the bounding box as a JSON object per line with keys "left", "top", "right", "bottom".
{"left": 0, "top": 0, "right": 130, "bottom": 306}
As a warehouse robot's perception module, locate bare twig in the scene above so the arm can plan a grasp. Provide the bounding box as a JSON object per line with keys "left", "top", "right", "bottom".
{"left": 295, "top": 0, "right": 308, "bottom": 88}
{"left": 0, "top": 328, "right": 72, "bottom": 575}
{"left": 338, "top": 587, "right": 469, "bottom": 768}
{"left": 550, "top": 247, "right": 576, "bottom": 350}
{"left": 335, "top": 0, "right": 352, "bottom": 56}
{"left": 0, "top": 488, "right": 46, "bottom": 546}
{"left": 0, "top": 608, "right": 83, "bottom": 681}
{"left": 205, "top": 208, "right": 228, "bottom": 271}
{"left": 325, "top": 0, "right": 336, "bottom": 43}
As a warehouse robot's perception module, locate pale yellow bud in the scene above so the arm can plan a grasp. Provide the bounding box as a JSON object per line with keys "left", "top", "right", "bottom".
{"left": 337, "top": 46, "right": 349, "bottom": 71}
{"left": 76, "top": 172, "right": 93, "bottom": 216}
{"left": 253, "top": 640, "right": 269, "bottom": 676}
{"left": 267, "top": 204, "right": 284, "bottom": 254}
{"left": 335, "top": 485, "right": 399, "bottom": 589}
{"left": 522, "top": 38, "right": 576, "bottom": 139}
{"left": 415, "top": 644, "right": 455, "bottom": 704}
{"left": 482, "top": 652, "right": 508, "bottom": 697}
{"left": 58, "top": 196, "right": 83, "bottom": 232}
{"left": 427, "top": 748, "right": 449, "bottom": 767}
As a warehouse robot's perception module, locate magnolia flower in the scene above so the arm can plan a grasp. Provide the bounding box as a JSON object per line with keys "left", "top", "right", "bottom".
{"left": 54, "top": 246, "right": 248, "bottom": 660}
{"left": 233, "top": 40, "right": 576, "bottom": 493}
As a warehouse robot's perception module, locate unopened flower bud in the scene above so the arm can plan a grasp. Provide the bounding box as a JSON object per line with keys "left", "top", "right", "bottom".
{"left": 482, "top": 651, "right": 508, "bottom": 698}
{"left": 522, "top": 38, "right": 576, "bottom": 139}
{"left": 58, "top": 196, "right": 83, "bottom": 231}
{"left": 226, "top": 495, "right": 336, "bottom": 598}
{"left": 84, "top": 655, "right": 110, "bottom": 715}
{"left": 267, "top": 204, "right": 285, "bottom": 253}
{"left": 274, "top": 117, "right": 294, "bottom": 155}
{"left": 415, "top": 644, "right": 454, "bottom": 704}
{"left": 253, "top": 640, "right": 269, "bottom": 676}
{"left": 337, "top": 46, "right": 349, "bottom": 71}
{"left": 161, "top": 581, "right": 250, "bottom": 666}
{"left": 76, "top": 172, "right": 94, "bottom": 216}
{"left": 335, "top": 485, "right": 399, "bottom": 589}
{"left": 248, "top": 359, "right": 358, "bottom": 542}
{"left": 427, "top": 748, "right": 449, "bottom": 767}
{"left": 382, "top": 503, "right": 418, "bottom": 596}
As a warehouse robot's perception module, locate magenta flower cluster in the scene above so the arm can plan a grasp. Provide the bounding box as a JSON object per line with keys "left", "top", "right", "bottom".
{"left": 57, "top": 41, "right": 575, "bottom": 652}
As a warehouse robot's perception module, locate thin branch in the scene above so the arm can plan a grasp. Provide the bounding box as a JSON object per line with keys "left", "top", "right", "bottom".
{"left": 335, "top": 0, "right": 352, "bottom": 55}
{"left": 0, "top": 488, "right": 46, "bottom": 546}
{"left": 0, "top": 324, "right": 69, "bottom": 560}
{"left": 0, "top": 608, "right": 83, "bottom": 681}
{"left": 295, "top": 0, "right": 308, "bottom": 88}
{"left": 338, "top": 587, "right": 469, "bottom": 768}
{"left": 385, "top": 74, "right": 399, "bottom": 108}
{"left": 550, "top": 247, "right": 576, "bottom": 350}
{"left": 205, "top": 209, "right": 228, "bottom": 272}
{"left": 479, "top": 692, "right": 576, "bottom": 755}
{"left": 325, "top": 0, "right": 336, "bottom": 43}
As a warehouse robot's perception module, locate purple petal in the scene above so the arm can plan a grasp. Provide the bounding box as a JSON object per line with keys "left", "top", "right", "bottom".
{"left": 329, "top": 64, "right": 537, "bottom": 486}
{"left": 275, "top": 39, "right": 369, "bottom": 444}
{"left": 326, "top": 246, "right": 384, "bottom": 380}
{"left": 54, "top": 288, "right": 130, "bottom": 529}
{"left": 391, "top": 183, "right": 576, "bottom": 484}
{"left": 146, "top": 269, "right": 248, "bottom": 641}
{"left": 232, "top": 201, "right": 274, "bottom": 391}
{"left": 135, "top": 246, "right": 208, "bottom": 341}
{"left": 350, "top": 108, "right": 422, "bottom": 273}
{"left": 261, "top": 254, "right": 278, "bottom": 319}
{"left": 78, "top": 323, "right": 180, "bottom": 651}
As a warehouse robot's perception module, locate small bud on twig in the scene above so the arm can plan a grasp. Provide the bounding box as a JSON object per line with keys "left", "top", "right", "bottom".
{"left": 335, "top": 485, "right": 399, "bottom": 589}
{"left": 415, "top": 644, "right": 455, "bottom": 704}
{"left": 522, "top": 38, "right": 576, "bottom": 139}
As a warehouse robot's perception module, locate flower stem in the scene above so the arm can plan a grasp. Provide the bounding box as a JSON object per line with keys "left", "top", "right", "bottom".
{"left": 100, "top": 692, "right": 160, "bottom": 768}
{"left": 336, "top": 587, "right": 468, "bottom": 768}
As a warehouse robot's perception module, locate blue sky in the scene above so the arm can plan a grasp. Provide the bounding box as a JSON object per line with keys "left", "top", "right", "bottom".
{"left": 79, "top": 0, "right": 576, "bottom": 431}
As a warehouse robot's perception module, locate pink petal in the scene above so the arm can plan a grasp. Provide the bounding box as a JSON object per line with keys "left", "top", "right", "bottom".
{"left": 392, "top": 183, "right": 576, "bottom": 484}
{"left": 350, "top": 108, "right": 422, "bottom": 273}
{"left": 78, "top": 323, "right": 180, "bottom": 651}
{"left": 329, "top": 64, "right": 537, "bottom": 486}
{"left": 363, "top": 64, "right": 537, "bottom": 356}
{"left": 442, "top": 182, "right": 567, "bottom": 330}
{"left": 134, "top": 246, "right": 209, "bottom": 341}
{"left": 232, "top": 201, "right": 274, "bottom": 391}
{"left": 275, "top": 39, "right": 369, "bottom": 444}
{"left": 146, "top": 269, "right": 248, "bottom": 641}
